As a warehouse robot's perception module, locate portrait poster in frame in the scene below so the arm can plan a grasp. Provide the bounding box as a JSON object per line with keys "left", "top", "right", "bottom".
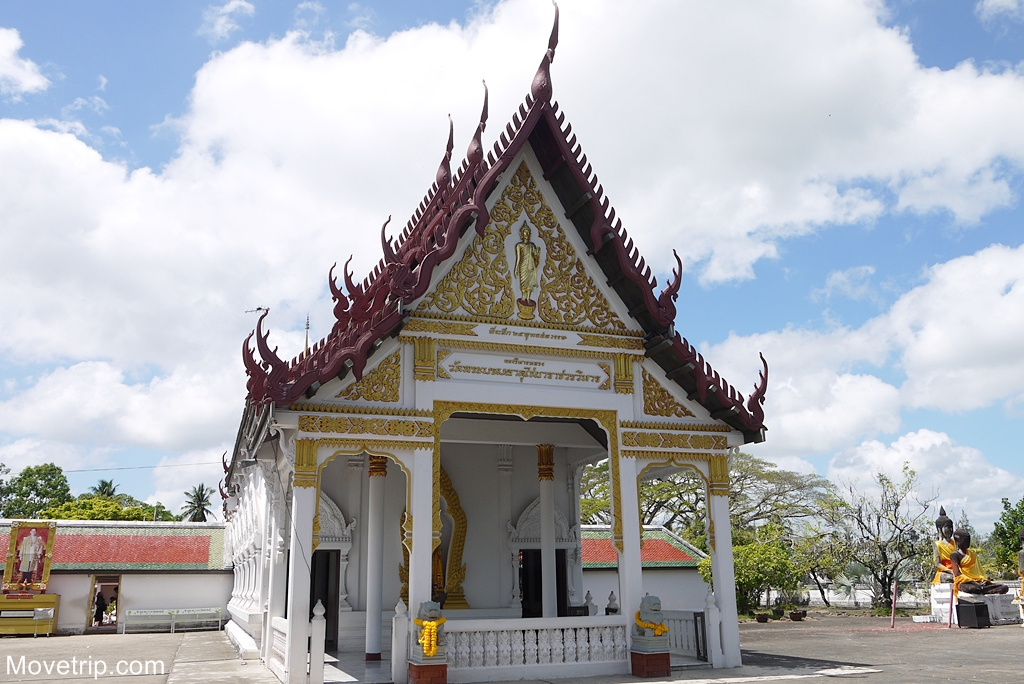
{"left": 2, "top": 520, "right": 57, "bottom": 592}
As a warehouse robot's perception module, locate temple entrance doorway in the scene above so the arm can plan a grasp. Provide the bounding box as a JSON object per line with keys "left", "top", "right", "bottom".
{"left": 86, "top": 574, "right": 120, "bottom": 633}
{"left": 309, "top": 549, "right": 340, "bottom": 651}
{"left": 519, "top": 549, "right": 568, "bottom": 617}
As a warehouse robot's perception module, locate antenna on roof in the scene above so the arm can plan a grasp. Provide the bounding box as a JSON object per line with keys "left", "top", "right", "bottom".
{"left": 304, "top": 314, "right": 310, "bottom": 356}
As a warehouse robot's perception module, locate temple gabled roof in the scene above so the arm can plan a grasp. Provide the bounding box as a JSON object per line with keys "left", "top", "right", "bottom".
{"left": 240, "top": 6, "right": 768, "bottom": 443}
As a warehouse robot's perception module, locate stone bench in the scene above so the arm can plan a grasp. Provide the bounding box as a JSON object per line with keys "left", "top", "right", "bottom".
{"left": 121, "top": 608, "right": 223, "bottom": 634}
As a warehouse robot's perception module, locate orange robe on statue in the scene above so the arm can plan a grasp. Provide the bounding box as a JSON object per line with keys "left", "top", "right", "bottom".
{"left": 932, "top": 539, "right": 954, "bottom": 585}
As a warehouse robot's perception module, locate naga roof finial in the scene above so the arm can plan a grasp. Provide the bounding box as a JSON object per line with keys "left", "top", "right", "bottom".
{"left": 531, "top": 1, "right": 559, "bottom": 104}
{"left": 436, "top": 115, "right": 454, "bottom": 188}
{"left": 467, "top": 81, "right": 489, "bottom": 165}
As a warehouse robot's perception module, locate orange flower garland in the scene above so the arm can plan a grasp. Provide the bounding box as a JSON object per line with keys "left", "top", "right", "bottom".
{"left": 635, "top": 611, "right": 668, "bottom": 636}
{"left": 414, "top": 617, "right": 446, "bottom": 657}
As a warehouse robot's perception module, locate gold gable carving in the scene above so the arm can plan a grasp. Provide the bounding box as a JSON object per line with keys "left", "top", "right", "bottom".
{"left": 642, "top": 368, "right": 695, "bottom": 418}
{"left": 419, "top": 162, "right": 626, "bottom": 331}
{"left": 336, "top": 350, "right": 400, "bottom": 402}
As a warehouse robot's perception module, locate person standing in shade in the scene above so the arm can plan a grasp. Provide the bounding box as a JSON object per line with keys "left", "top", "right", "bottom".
{"left": 94, "top": 591, "right": 107, "bottom": 627}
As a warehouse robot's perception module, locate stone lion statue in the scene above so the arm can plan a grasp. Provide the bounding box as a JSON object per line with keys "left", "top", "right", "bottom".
{"left": 413, "top": 600, "right": 446, "bottom": 659}
{"left": 417, "top": 600, "right": 442, "bottom": 622}
{"left": 634, "top": 594, "right": 667, "bottom": 637}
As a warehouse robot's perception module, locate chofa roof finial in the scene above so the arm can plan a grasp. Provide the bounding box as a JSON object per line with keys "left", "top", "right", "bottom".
{"left": 530, "top": 1, "right": 559, "bottom": 104}
{"left": 436, "top": 115, "right": 455, "bottom": 189}
{"left": 467, "top": 80, "right": 489, "bottom": 165}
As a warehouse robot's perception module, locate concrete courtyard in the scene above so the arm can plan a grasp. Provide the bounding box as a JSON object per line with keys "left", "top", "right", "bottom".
{"left": 1, "top": 617, "right": 1020, "bottom": 683}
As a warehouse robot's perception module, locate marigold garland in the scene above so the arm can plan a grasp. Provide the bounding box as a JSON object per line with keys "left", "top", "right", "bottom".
{"left": 635, "top": 611, "right": 668, "bottom": 636}
{"left": 414, "top": 617, "right": 446, "bottom": 657}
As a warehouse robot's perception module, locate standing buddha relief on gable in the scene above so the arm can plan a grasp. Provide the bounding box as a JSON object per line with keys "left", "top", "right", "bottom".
{"left": 418, "top": 162, "right": 627, "bottom": 331}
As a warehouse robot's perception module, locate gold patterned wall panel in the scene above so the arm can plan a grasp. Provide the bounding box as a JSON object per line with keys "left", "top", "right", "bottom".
{"left": 298, "top": 415, "right": 433, "bottom": 438}
{"left": 336, "top": 350, "right": 401, "bottom": 402}
{"left": 642, "top": 368, "right": 695, "bottom": 418}
{"left": 418, "top": 162, "right": 627, "bottom": 332}
{"left": 418, "top": 212, "right": 516, "bottom": 318}
{"left": 621, "top": 431, "right": 728, "bottom": 450}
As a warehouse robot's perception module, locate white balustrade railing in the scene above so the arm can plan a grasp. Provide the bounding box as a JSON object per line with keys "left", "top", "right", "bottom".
{"left": 441, "top": 615, "right": 629, "bottom": 682}
{"left": 662, "top": 609, "right": 702, "bottom": 658}
{"left": 268, "top": 616, "right": 288, "bottom": 678}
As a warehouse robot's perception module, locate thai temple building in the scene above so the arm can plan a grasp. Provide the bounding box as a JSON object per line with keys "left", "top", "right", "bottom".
{"left": 223, "top": 8, "right": 768, "bottom": 683}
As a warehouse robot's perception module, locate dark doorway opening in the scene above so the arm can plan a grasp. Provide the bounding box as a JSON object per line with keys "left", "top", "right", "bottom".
{"left": 519, "top": 548, "right": 568, "bottom": 618}
{"left": 310, "top": 549, "right": 339, "bottom": 651}
{"left": 87, "top": 575, "right": 120, "bottom": 633}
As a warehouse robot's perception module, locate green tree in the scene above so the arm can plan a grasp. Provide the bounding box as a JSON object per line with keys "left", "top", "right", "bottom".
{"left": 181, "top": 484, "right": 215, "bottom": 522}
{"left": 1, "top": 463, "right": 73, "bottom": 518}
{"left": 828, "top": 465, "right": 935, "bottom": 609}
{"left": 89, "top": 479, "right": 118, "bottom": 498}
{"left": 698, "top": 526, "right": 801, "bottom": 613}
{"left": 790, "top": 499, "right": 854, "bottom": 607}
{"left": 991, "top": 496, "right": 1024, "bottom": 578}
{"left": 42, "top": 497, "right": 178, "bottom": 521}
{"left": 583, "top": 453, "right": 834, "bottom": 551}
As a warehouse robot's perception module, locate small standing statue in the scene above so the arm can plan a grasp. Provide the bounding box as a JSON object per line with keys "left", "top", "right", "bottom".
{"left": 932, "top": 507, "right": 955, "bottom": 585}
{"left": 950, "top": 528, "right": 1009, "bottom": 595}
{"left": 411, "top": 601, "right": 447, "bottom": 662}
{"left": 514, "top": 222, "right": 541, "bottom": 320}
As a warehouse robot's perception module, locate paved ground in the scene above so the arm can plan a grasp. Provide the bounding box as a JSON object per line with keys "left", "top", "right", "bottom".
{"left": 1, "top": 617, "right": 1021, "bottom": 683}
{"left": 0, "top": 631, "right": 278, "bottom": 683}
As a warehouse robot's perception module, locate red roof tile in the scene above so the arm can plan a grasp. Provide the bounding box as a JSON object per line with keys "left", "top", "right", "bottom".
{"left": 53, "top": 535, "right": 210, "bottom": 566}
{"left": 582, "top": 537, "right": 696, "bottom": 567}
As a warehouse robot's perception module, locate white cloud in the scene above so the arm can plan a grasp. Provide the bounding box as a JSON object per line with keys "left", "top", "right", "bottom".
{"left": 61, "top": 96, "right": 109, "bottom": 117}
{"left": 811, "top": 265, "right": 878, "bottom": 303}
{"left": 148, "top": 449, "right": 227, "bottom": 519}
{"left": 198, "top": 0, "right": 256, "bottom": 43}
{"left": 0, "top": 438, "right": 111, "bottom": 479}
{"left": 5, "top": 0, "right": 1024, "bottom": 503}
{"left": 0, "top": 27, "right": 48, "bottom": 98}
{"left": 976, "top": 0, "right": 1024, "bottom": 22}
{"left": 828, "top": 429, "right": 1024, "bottom": 530}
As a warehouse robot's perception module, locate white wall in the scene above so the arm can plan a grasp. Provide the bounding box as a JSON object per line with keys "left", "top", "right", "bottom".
{"left": 582, "top": 567, "right": 708, "bottom": 614}
{"left": 48, "top": 573, "right": 93, "bottom": 634}
{"left": 121, "top": 572, "right": 233, "bottom": 613}
{"left": 47, "top": 571, "right": 232, "bottom": 634}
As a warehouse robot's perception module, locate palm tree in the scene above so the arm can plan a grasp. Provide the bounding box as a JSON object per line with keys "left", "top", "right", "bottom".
{"left": 89, "top": 479, "right": 118, "bottom": 498}
{"left": 181, "top": 484, "right": 215, "bottom": 522}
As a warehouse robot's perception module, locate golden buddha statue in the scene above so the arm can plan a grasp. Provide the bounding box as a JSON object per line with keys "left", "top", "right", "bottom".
{"left": 950, "top": 528, "right": 1009, "bottom": 595}
{"left": 932, "top": 507, "right": 954, "bottom": 585}
{"left": 514, "top": 222, "right": 541, "bottom": 319}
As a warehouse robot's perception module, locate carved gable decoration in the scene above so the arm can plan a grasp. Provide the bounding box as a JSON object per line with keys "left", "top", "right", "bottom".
{"left": 509, "top": 498, "right": 575, "bottom": 545}
{"left": 419, "top": 162, "right": 626, "bottom": 331}
{"left": 642, "top": 368, "right": 695, "bottom": 418}
{"left": 317, "top": 493, "right": 356, "bottom": 545}
{"left": 336, "top": 349, "right": 400, "bottom": 402}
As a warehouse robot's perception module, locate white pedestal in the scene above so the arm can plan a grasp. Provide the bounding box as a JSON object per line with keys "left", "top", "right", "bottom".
{"left": 931, "top": 584, "right": 1021, "bottom": 626}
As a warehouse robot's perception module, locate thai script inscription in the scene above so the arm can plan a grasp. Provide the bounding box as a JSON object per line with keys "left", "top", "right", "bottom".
{"left": 439, "top": 351, "right": 609, "bottom": 389}
{"left": 487, "top": 326, "right": 569, "bottom": 342}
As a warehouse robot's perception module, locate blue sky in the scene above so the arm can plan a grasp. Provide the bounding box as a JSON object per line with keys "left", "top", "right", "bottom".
{"left": 1, "top": 0, "right": 1023, "bottom": 528}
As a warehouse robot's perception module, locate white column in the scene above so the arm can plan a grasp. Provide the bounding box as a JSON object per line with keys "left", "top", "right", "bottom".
{"left": 617, "top": 456, "right": 643, "bottom": 642}
{"left": 709, "top": 490, "right": 741, "bottom": 667}
{"left": 364, "top": 455, "right": 388, "bottom": 659}
{"left": 497, "top": 445, "right": 514, "bottom": 606}
{"left": 408, "top": 448, "right": 434, "bottom": 614}
{"left": 537, "top": 444, "right": 557, "bottom": 618}
{"left": 347, "top": 455, "right": 364, "bottom": 610}
{"left": 285, "top": 467, "right": 317, "bottom": 684}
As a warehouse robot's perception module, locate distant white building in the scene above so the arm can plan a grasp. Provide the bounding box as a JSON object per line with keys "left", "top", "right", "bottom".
{"left": 580, "top": 525, "right": 709, "bottom": 612}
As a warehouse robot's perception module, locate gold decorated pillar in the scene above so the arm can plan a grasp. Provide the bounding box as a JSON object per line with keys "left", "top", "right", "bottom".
{"left": 537, "top": 444, "right": 557, "bottom": 617}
